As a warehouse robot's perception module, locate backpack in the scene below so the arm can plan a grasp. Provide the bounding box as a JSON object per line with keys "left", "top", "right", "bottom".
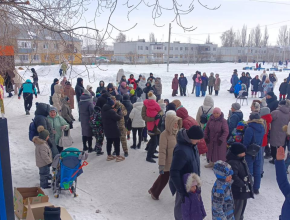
{"left": 29, "top": 119, "right": 38, "bottom": 141}
{"left": 233, "top": 121, "right": 248, "bottom": 143}
{"left": 200, "top": 107, "right": 212, "bottom": 124}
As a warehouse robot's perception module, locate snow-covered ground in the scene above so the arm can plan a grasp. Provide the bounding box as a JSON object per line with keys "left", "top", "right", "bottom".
{"left": 6, "top": 63, "right": 288, "bottom": 220}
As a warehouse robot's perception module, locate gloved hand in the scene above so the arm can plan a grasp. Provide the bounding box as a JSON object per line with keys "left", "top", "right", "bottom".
{"left": 155, "top": 114, "right": 161, "bottom": 120}
{"left": 159, "top": 165, "right": 165, "bottom": 175}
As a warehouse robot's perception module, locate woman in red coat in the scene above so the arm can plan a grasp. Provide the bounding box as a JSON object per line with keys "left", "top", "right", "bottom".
{"left": 176, "top": 106, "right": 208, "bottom": 155}
{"left": 172, "top": 74, "right": 179, "bottom": 97}
{"left": 128, "top": 74, "right": 137, "bottom": 90}
{"left": 204, "top": 107, "right": 229, "bottom": 168}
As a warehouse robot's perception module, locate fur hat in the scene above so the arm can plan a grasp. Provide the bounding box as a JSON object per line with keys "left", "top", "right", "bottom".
{"left": 107, "top": 97, "right": 115, "bottom": 106}
{"left": 172, "top": 100, "right": 181, "bottom": 108}
{"left": 251, "top": 102, "right": 260, "bottom": 112}
{"left": 260, "top": 107, "right": 270, "bottom": 117}
{"left": 232, "top": 103, "right": 241, "bottom": 110}
{"left": 184, "top": 173, "right": 202, "bottom": 193}
{"left": 230, "top": 143, "right": 246, "bottom": 156}
{"left": 186, "top": 125, "right": 204, "bottom": 140}
{"left": 166, "top": 110, "right": 176, "bottom": 116}
{"left": 213, "top": 107, "right": 221, "bottom": 114}
{"left": 86, "top": 85, "right": 92, "bottom": 90}
{"left": 148, "top": 92, "right": 156, "bottom": 101}
{"left": 260, "top": 97, "right": 267, "bottom": 107}
{"left": 83, "top": 89, "right": 91, "bottom": 96}
{"left": 158, "top": 99, "right": 164, "bottom": 104}
{"left": 37, "top": 126, "right": 49, "bottom": 140}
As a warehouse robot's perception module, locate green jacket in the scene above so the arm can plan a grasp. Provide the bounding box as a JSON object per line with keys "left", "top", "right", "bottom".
{"left": 47, "top": 114, "right": 69, "bottom": 146}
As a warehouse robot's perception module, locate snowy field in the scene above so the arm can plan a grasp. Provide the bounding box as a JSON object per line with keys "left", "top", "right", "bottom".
{"left": 6, "top": 63, "right": 288, "bottom": 220}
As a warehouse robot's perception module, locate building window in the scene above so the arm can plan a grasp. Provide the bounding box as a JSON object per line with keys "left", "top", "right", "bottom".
{"left": 169, "top": 55, "right": 173, "bottom": 58}
{"left": 180, "top": 47, "right": 183, "bottom": 51}
{"left": 54, "top": 44, "right": 58, "bottom": 49}
{"left": 138, "top": 46, "right": 143, "bottom": 50}
{"left": 18, "top": 41, "right": 31, "bottom": 48}
{"left": 55, "top": 55, "right": 60, "bottom": 60}
{"left": 33, "top": 54, "right": 40, "bottom": 61}
{"left": 191, "top": 47, "right": 194, "bottom": 51}
{"left": 69, "top": 55, "right": 74, "bottom": 61}
{"left": 138, "top": 55, "right": 143, "bottom": 59}
{"left": 213, "top": 48, "right": 216, "bottom": 51}
{"left": 19, "top": 54, "right": 29, "bottom": 61}
{"left": 145, "top": 46, "right": 149, "bottom": 50}
{"left": 175, "top": 55, "right": 178, "bottom": 58}
{"left": 175, "top": 47, "right": 178, "bottom": 50}
{"left": 32, "top": 43, "right": 37, "bottom": 49}
{"left": 164, "top": 47, "right": 167, "bottom": 50}
{"left": 43, "top": 43, "right": 49, "bottom": 49}
{"left": 170, "top": 47, "right": 173, "bottom": 50}
{"left": 185, "top": 47, "right": 188, "bottom": 51}
{"left": 205, "top": 48, "right": 209, "bottom": 51}
{"left": 44, "top": 55, "right": 50, "bottom": 61}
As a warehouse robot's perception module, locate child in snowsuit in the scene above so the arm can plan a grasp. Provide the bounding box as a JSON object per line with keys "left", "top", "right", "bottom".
{"left": 279, "top": 78, "right": 288, "bottom": 101}
{"left": 90, "top": 105, "right": 104, "bottom": 156}
{"left": 33, "top": 126, "right": 52, "bottom": 189}
{"left": 212, "top": 160, "right": 235, "bottom": 220}
{"left": 182, "top": 173, "right": 206, "bottom": 220}
{"left": 143, "top": 92, "right": 161, "bottom": 135}
{"left": 234, "top": 80, "right": 242, "bottom": 98}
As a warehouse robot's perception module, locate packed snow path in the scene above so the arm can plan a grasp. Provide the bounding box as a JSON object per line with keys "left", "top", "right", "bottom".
{"left": 7, "top": 63, "right": 286, "bottom": 220}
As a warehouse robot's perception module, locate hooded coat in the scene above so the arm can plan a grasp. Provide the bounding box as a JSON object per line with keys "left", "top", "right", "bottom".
{"left": 47, "top": 114, "right": 69, "bottom": 146}
{"left": 107, "top": 83, "right": 117, "bottom": 96}
{"left": 226, "top": 151, "right": 254, "bottom": 200}
{"left": 122, "top": 94, "right": 133, "bottom": 124}
{"left": 96, "top": 92, "right": 109, "bottom": 109}
{"left": 154, "top": 77, "right": 162, "bottom": 95}
{"left": 251, "top": 78, "right": 261, "bottom": 92}
{"left": 159, "top": 115, "right": 182, "bottom": 172}
{"left": 52, "top": 84, "right": 63, "bottom": 113}
{"left": 279, "top": 82, "right": 288, "bottom": 95}
{"left": 60, "top": 97, "right": 74, "bottom": 124}
{"left": 196, "top": 96, "right": 214, "bottom": 127}
{"left": 135, "top": 86, "right": 143, "bottom": 98}
{"left": 129, "top": 102, "right": 145, "bottom": 128}
{"left": 172, "top": 74, "right": 179, "bottom": 90}
{"left": 228, "top": 111, "right": 243, "bottom": 136}
{"left": 181, "top": 173, "right": 206, "bottom": 220}
{"left": 128, "top": 76, "right": 137, "bottom": 90}
{"left": 176, "top": 107, "right": 208, "bottom": 155}
{"left": 18, "top": 79, "right": 37, "bottom": 96}
{"left": 240, "top": 75, "right": 247, "bottom": 85}
{"left": 270, "top": 105, "right": 290, "bottom": 146}
{"left": 33, "top": 137, "right": 52, "bottom": 168}
{"left": 201, "top": 76, "right": 208, "bottom": 92}
{"left": 266, "top": 95, "right": 279, "bottom": 112}
{"left": 208, "top": 74, "right": 215, "bottom": 87}
{"left": 179, "top": 76, "right": 188, "bottom": 87}
{"left": 143, "top": 82, "right": 157, "bottom": 99}
{"left": 234, "top": 81, "right": 242, "bottom": 94}
{"left": 138, "top": 76, "right": 147, "bottom": 100}
{"left": 231, "top": 74, "right": 239, "bottom": 87}
{"left": 204, "top": 113, "right": 229, "bottom": 163}
{"left": 63, "top": 84, "right": 75, "bottom": 109}
{"left": 75, "top": 78, "right": 84, "bottom": 103}
{"left": 96, "top": 81, "right": 105, "bottom": 94}
{"left": 79, "top": 93, "right": 94, "bottom": 137}
{"left": 169, "top": 129, "right": 200, "bottom": 196}
{"left": 214, "top": 76, "right": 221, "bottom": 91}
{"left": 261, "top": 114, "right": 272, "bottom": 147}
{"left": 101, "top": 104, "right": 122, "bottom": 138}
{"left": 119, "top": 82, "right": 128, "bottom": 95}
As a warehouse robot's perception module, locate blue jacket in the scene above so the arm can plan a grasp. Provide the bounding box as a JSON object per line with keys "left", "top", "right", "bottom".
{"left": 275, "top": 160, "right": 290, "bottom": 220}
{"left": 212, "top": 161, "right": 235, "bottom": 220}
{"left": 243, "top": 119, "right": 265, "bottom": 147}
{"left": 18, "top": 80, "right": 37, "bottom": 97}
{"left": 234, "top": 81, "right": 242, "bottom": 94}
{"left": 170, "top": 129, "right": 200, "bottom": 196}
{"left": 179, "top": 77, "right": 188, "bottom": 87}
{"left": 231, "top": 74, "right": 239, "bottom": 87}
{"left": 228, "top": 111, "right": 243, "bottom": 136}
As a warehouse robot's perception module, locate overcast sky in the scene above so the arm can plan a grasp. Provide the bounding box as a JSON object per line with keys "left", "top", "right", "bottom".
{"left": 80, "top": 0, "right": 290, "bottom": 46}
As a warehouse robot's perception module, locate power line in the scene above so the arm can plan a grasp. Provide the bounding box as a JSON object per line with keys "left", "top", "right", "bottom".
{"left": 249, "top": 0, "right": 290, "bottom": 5}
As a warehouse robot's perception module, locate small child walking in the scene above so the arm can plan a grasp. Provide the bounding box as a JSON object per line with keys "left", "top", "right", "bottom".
{"left": 143, "top": 92, "right": 161, "bottom": 135}
{"left": 181, "top": 173, "right": 206, "bottom": 220}
{"left": 279, "top": 78, "right": 288, "bottom": 101}
{"left": 33, "top": 126, "right": 52, "bottom": 189}
{"left": 212, "top": 160, "right": 235, "bottom": 220}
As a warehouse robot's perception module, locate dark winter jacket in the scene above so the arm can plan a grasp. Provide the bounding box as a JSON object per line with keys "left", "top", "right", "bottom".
{"left": 31, "top": 68, "right": 38, "bottom": 81}
{"left": 172, "top": 74, "right": 179, "bottom": 90}
{"left": 279, "top": 82, "right": 288, "bottom": 95}
{"left": 96, "top": 81, "right": 105, "bottom": 94}
{"left": 179, "top": 76, "right": 188, "bottom": 88}
{"left": 101, "top": 104, "right": 122, "bottom": 139}
{"left": 135, "top": 86, "right": 143, "bottom": 98}
{"left": 251, "top": 78, "right": 261, "bottom": 92}
{"left": 208, "top": 75, "right": 215, "bottom": 87}
{"left": 287, "top": 85, "right": 290, "bottom": 98}
{"left": 266, "top": 95, "right": 279, "bottom": 112}
{"left": 231, "top": 74, "right": 239, "bottom": 87}
{"left": 96, "top": 92, "right": 110, "bottom": 109}
{"left": 269, "top": 74, "right": 277, "bottom": 84}
{"left": 243, "top": 119, "right": 265, "bottom": 148}
{"left": 246, "top": 75, "right": 252, "bottom": 88}
{"left": 240, "top": 76, "right": 247, "bottom": 85}
{"left": 122, "top": 94, "right": 133, "bottom": 124}
{"left": 143, "top": 82, "right": 156, "bottom": 99}
{"left": 130, "top": 95, "right": 137, "bottom": 104}
{"left": 275, "top": 160, "right": 290, "bottom": 220}
{"left": 107, "top": 83, "right": 117, "bottom": 96}
{"left": 287, "top": 74, "right": 290, "bottom": 84}
{"left": 169, "top": 129, "right": 200, "bottom": 196}
{"left": 201, "top": 76, "right": 208, "bottom": 92}
{"left": 75, "top": 78, "right": 84, "bottom": 103}
{"left": 228, "top": 111, "right": 243, "bottom": 136}
{"left": 79, "top": 94, "right": 94, "bottom": 137}
{"left": 226, "top": 151, "right": 254, "bottom": 200}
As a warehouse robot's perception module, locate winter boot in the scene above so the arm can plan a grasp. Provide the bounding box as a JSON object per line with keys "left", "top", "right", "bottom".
{"left": 130, "top": 144, "right": 137, "bottom": 149}
{"left": 116, "top": 156, "right": 125, "bottom": 162}
{"left": 124, "top": 152, "right": 129, "bottom": 157}
{"left": 137, "top": 142, "right": 141, "bottom": 149}
{"left": 96, "top": 151, "right": 104, "bottom": 156}
{"left": 107, "top": 155, "right": 116, "bottom": 161}
{"left": 254, "top": 189, "right": 259, "bottom": 195}
{"left": 88, "top": 147, "right": 93, "bottom": 153}
{"left": 83, "top": 144, "right": 88, "bottom": 151}
{"left": 146, "top": 157, "right": 156, "bottom": 163}
{"left": 25, "top": 110, "right": 29, "bottom": 115}
{"left": 152, "top": 155, "right": 158, "bottom": 159}
{"left": 144, "top": 137, "right": 148, "bottom": 142}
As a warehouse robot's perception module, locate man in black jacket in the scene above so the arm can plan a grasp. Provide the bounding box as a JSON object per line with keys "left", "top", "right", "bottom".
{"left": 170, "top": 125, "right": 203, "bottom": 220}
{"left": 96, "top": 90, "right": 110, "bottom": 109}
{"left": 266, "top": 91, "right": 279, "bottom": 112}
{"left": 75, "top": 78, "right": 84, "bottom": 103}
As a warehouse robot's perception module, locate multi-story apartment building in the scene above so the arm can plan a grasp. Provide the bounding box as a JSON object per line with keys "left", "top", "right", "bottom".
{"left": 113, "top": 40, "right": 218, "bottom": 63}
{"left": 14, "top": 26, "right": 82, "bottom": 65}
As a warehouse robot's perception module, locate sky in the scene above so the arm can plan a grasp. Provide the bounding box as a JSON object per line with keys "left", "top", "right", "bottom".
{"left": 77, "top": 0, "right": 290, "bottom": 46}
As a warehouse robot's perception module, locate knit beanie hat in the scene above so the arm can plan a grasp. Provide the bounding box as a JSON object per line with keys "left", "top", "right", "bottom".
{"left": 166, "top": 103, "right": 176, "bottom": 112}
{"left": 37, "top": 126, "right": 49, "bottom": 140}
{"left": 166, "top": 110, "right": 176, "bottom": 116}
{"left": 186, "top": 125, "right": 204, "bottom": 140}
{"left": 49, "top": 106, "right": 58, "bottom": 112}
{"left": 172, "top": 100, "right": 181, "bottom": 109}
{"left": 136, "top": 97, "right": 143, "bottom": 103}
{"left": 249, "top": 112, "right": 260, "bottom": 120}
{"left": 260, "top": 107, "right": 270, "bottom": 117}
{"left": 129, "top": 84, "right": 134, "bottom": 88}
{"left": 148, "top": 92, "right": 156, "bottom": 101}
{"left": 107, "top": 97, "right": 115, "bottom": 106}
{"left": 130, "top": 89, "right": 135, "bottom": 95}
{"left": 230, "top": 143, "right": 246, "bottom": 156}
{"left": 213, "top": 107, "right": 221, "bottom": 114}
{"left": 267, "top": 91, "right": 275, "bottom": 97}
{"left": 123, "top": 94, "right": 130, "bottom": 101}
{"left": 158, "top": 99, "right": 164, "bottom": 104}
{"left": 251, "top": 102, "right": 260, "bottom": 112}
{"left": 232, "top": 103, "right": 241, "bottom": 110}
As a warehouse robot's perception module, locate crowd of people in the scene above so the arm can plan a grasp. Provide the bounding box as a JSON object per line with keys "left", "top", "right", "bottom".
{"left": 1, "top": 66, "right": 290, "bottom": 220}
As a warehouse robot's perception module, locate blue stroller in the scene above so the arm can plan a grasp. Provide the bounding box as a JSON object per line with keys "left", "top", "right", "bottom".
{"left": 52, "top": 148, "right": 88, "bottom": 198}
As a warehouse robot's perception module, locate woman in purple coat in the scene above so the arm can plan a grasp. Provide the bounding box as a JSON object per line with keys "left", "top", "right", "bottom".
{"left": 204, "top": 107, "right": 229, "bottom": 168}
{"left": 181, "top": 173, "right": 206, "bottom": 220}
{"left": 172, "top": 74, "right": 179, "bottom": 97}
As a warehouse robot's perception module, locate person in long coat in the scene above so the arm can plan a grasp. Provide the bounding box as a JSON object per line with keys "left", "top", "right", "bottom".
{"left": 154, "top": 77, "right": 162, "bottom": 101}
{"left": 149, "top": 114, "right": 182, "bottom": 200}
{"left": 172, "top": 74, "right": 179, "bottom": 97}
{"left": 251, "top": 75, "right": 261, "bottom": 98}
{"left": 52, "top": 84, "right": 63, "bottom": 113}
{"left": 208, "top": 72, "right": 215, "bottom": 95}
{"left": 196, "top": 96, "right": 214, "bottom": 127}
{"left": 214, "top": 74, "right": 221, "bottom": 96}
{"left": 63, "top": 81, "right": 76, "bottom": 109}
{"left": 201, "top": 72, "right": 208, "bottom": 97}
{"left": 138, "top": 75, "right": 147, "bottom": 100}
{"left": 4, "top": 72, "right": 14, "bottom": 97}
{"left": 79, "top": 90, "right": 94, "bottom": 152}
{"left": 75, "top": 77, "right": 84, "bottom": 103}
{"left": 204, "top": 107, "right": 229, "bottom": 168}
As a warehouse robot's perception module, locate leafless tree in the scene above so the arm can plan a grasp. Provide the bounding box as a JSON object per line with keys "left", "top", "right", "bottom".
{"left": 254, "top": 25, "right": 262, "bottom": 47}
{"left": 263, "top": 26, "right": 269, "bottom": 47}
{"left": 115, "top": 32, "right": 126, "bottom": 43}
{"left": 205, "top": 34, "right": 211, "bottom": 44}
{"left": 234, "top": 30, "right": 241, "bottom": 47}
{"left": 241, "top": 25, "right": 247, "bottom": 47}
{"left": 221, "top": 27, "right": 235, "bottom": 47}
{"left": 277, "top": 25, "right": 288, "bottom": 46}
{"left": 149, "top": 33, "right": 156, "bottom": 43}
{"left": 247, "top": 29, "right": 255, "bottom": 47}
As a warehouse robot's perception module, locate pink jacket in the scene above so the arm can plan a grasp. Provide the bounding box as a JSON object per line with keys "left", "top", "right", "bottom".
{"left": 195, "top": 75, "right": 202, "bottom": 86}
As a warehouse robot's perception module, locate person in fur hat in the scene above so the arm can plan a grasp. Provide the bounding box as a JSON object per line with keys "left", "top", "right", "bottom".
{"left": 86, "top": 85, "right": 95, "bottom": 97}
{"left": 143, "top": 92, "right": 161, "bottom": 135}
{"left": 33, "top": 126, "right": 52, "bottom": 189}
{"left": 181, "top": 173, "right": 206, "bottom": 220}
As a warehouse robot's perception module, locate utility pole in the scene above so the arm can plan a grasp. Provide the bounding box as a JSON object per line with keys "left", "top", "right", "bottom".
{"left": 187, "top": 43, "right": 190, "bottom": 65}
{"left": 167, "top": 23, "right": 171, "bottom": 72}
